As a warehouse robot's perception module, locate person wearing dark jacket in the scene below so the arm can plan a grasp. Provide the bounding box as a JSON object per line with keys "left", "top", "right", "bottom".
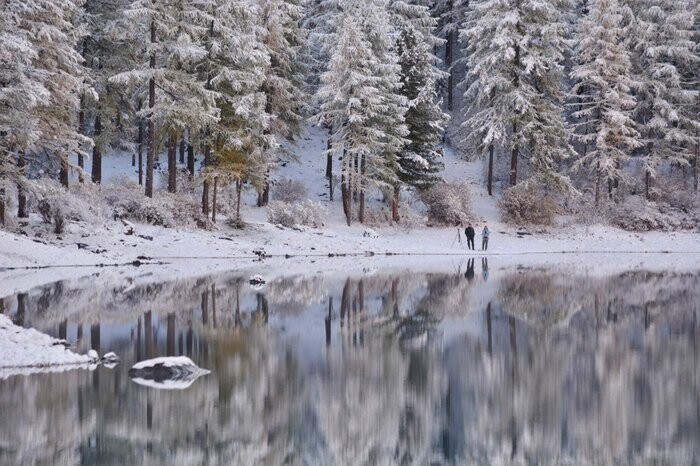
{"left": 464, "top": 224, "right": 475, "bottom": 250}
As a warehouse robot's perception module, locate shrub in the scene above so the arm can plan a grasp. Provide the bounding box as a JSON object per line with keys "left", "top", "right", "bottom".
{"left": 608, "top": 195, "right": 699, "bottom": 232}
{"left": 499, "top": 183, "right": 559, "bottom": 226}
{"left": 272, "top": 178, "right": 308, "bottom": 203}
{"left": 267, "top": 200, "right": 326, "bottom": 228}
{"left": 419, "top": 181, "right": 474, "bottom": 226}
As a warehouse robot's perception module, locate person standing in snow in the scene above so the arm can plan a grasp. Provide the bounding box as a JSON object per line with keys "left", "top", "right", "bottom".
{"left": 481, "top": 225, "right": 490, "bottom": 251}
{"left": 464, "top": 224, "right": 476, "bottom": 250}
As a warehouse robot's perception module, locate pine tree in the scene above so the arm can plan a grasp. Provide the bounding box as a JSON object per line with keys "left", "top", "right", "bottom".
{"left": 392, "top": 0, "right": 449, "bottom": 220}
{"left": 195, "top": 0, "right": 272, "bottom": 220}
{"left": 256, "top": 0, "right": 308, "bottom": 206}
{"left": 431, "top": 0, "right": 468, "bottom": 112}
{"left": 0, "top": 0, "right": 88, "bottom": 214}
{"left": 111, "top": 0, "right": 219, "bottom": 198}
{"left": 316, "top": 1, "right": 407, "bottom": 225}
{"left": 570, "top": 0, "right": 640, "bottom": 205}
{"left": 461, "top": 0, "right": 574, "bottom": 194}
{"left": 629, "top": 0, "right": 699, "bottom": 198}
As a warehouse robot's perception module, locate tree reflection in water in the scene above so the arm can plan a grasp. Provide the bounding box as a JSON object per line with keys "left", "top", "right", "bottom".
{"left": 0, "top": 265, "right": 699, "bottom": 465}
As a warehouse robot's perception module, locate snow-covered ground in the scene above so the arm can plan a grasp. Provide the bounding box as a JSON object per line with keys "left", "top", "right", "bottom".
{"left": 0, "top": 314, "right": 97, "bottom": 378}
{"left": 1, "top": 124, "right": 699, "bottom": 298}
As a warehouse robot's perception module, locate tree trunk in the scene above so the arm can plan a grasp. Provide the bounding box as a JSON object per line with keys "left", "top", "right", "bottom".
{"left": 212, "top": 176, "right": 218, "bottom": 223}
{"left": 78, "top": 97, "right": 85, "bottom": 181}
{"left": 257, "top": 171, "right": 270, "bottom": 207}
{"left": 60, "top": 155, "right": 69, "bottom": 188}
{"left": 187, "top": 142, "right": 195, "bottom": 179}
{"left": 235, "top": 179, "right": 242, "bottom": 220}
{"left": 445, "top": 0, "right": 454, "bottom": 112}
{"left": 694, "top": 140, "right": 698, "bottom": 193}
{"left": 0, "top": 186, "right": 5, "bottom": 226}
{"left": 145, "top": 19, "right": 156, "bottom": 198}
{"left": 509, "top": 130, "right": 518, "bottom": 187}
{"left": 326, "top": 126, "right": 333, "bottom": 201}
{"left": 137, "top": 112, "right": 144, "bottom": 186}
{"left": 645, "top": 170, "right": 651, "bottom": 200}
{"left": 167, "top": 131, "right": 177, "bottom": 193}
{"left": 92, "top": 114, "right": 102, "bottom": 184}
{"left": 359, "top": 154, "right": 366, "bottom": 223}
{"left": 341, "top": 153, "right": 351, "bottom": 226}
{"left": 509, "top": 34, "right": 520, "bottom": 188}
{"left": 202, "top": 144, "right": 210, "bottom": 216}
{"left": 17, "top": 153, "right": 27, "bottom": 218}
{"left": 179, "top": 136, "right": 185, "bottom": 164}
{"left": 594, "top": 163, "right": 601, "bottom": 207}
{"left": 487, "top": 143, "right": 494, "bottom": 195}
{"left": 392, "top": 185, "right": 400, "bottom": 222}
{"left": 353, "top": 154, "right": 359, "bottom": 201}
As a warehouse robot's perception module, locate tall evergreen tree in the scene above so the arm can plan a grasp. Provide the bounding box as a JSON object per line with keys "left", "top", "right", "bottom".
{"left": 461, "top": 0, "right": 574, "bottom": 194}
{"left": 0, "top": 0, "right": 88, "bottom": 213}
{"left": 112, "top": 0, "right": 219, "bottom": 198}
{"left": 195, "top": 0, "right": 272, "bottom": 219}
{"left": 392, "top": 0, "right": 449, "bottom": 220}
{"left": 570, "top": 0, "right": 640, "bottom": 205}
{"left": 316, "top": 1, "right": 407, "bottom": 225}
{"left": 629, "top": 0, "right": 699, "bottom": 198}
{"left": 256, "top": 0, "right": 308, "bottom": 206}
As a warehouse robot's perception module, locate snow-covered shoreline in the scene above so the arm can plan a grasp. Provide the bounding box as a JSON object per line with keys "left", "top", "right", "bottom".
{"left": 1, "top": 221, "right": 699, "bottom": 299}
{"left": 0, "top": 314, "right": 97, "bottom": 378}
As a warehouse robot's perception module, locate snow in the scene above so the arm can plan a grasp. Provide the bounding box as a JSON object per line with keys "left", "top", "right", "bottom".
{"left": 131, "top": 356, "right": 203, "bottom": 370}
{"left": 1, "top": 124, "right": 699, "bottom": 302}
{"left": 0, "top": 314, "right": 95, "bottom": 376}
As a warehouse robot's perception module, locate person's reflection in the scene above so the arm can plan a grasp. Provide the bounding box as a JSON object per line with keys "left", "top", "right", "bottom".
{"left": 481, "top": 257, "right": 489, "bottom": 281}
{"left": 464, "top": 258, "right": 475, "bottom": 282}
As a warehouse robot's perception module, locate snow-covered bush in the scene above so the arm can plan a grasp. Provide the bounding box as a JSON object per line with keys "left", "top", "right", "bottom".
{"left": 31, "top": 178, "right": 106, "bottom": 233}
{"left": 105, "top": 176, "right": 208, "bottom": 229}
{"left": 267, "top": 200, "right": 326, "bottom": 228}
{"left": 499, "top": 183, "right": 559, "bottom": 226}
{"left": 419, "top": 181, "right": 474, "bottom": 226}
{"left": 272, "top": 178, "right": 308, "bottom": 203}
{"left": 363, "top": 204, "right": 425, "bottom": 230}
{"left": 608, "top": 195, "right": 699, "bottom": 232}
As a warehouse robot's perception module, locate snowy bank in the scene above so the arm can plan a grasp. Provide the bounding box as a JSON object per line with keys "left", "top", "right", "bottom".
{"left": 0, "top": 314, "right": 97, "bottom": 378}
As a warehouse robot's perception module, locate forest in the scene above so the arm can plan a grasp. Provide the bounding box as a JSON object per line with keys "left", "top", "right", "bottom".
{"left": 0, "top": 0, "right": 698, "bottom": 232}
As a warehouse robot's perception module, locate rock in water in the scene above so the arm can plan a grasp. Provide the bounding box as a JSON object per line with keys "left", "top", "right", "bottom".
{"left": 128, "top": 356, "right": 210, "bottom": 390}
{"left": 87, "top": 349, "right": 99, "bottom": 362}
{"left": 101, "top": 352, "right": 119, "bottom": 363}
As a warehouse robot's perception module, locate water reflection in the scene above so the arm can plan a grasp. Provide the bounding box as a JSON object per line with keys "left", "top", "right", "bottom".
{"left": 0, "top": 264, "right": 699, "bottom": 465}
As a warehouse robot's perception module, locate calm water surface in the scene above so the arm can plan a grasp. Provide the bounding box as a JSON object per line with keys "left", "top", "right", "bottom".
{"left": 1, "top": 261, "right": 699, "bottom": 465}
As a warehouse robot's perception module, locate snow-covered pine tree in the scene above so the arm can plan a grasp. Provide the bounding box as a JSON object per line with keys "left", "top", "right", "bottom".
{"left": 194, "top": 0, "right": 272, "bottom": 220}
{"left": 431, "top": 0, "right": 468, "bottom": 112}
{"left": 0, "top": 0, "right": 88, "bottom": 209}
{"left": 256, "top": 0, "right": 308, "bottom": 206}
{"left": 79, "top": 0, "right": 136, "bottom": 185}
{"left": 305, "top": 0, "right": 343, "bottom": 199}
{"left": 570, "top": 0, "right": 640, "bottom": 205}
{"left": 629, "top": 0, "right": 699, "bottom": 199}
{"left": 316, "top": 1, "right": 406, "bottom": 225}
{"left": 461, "top": 0, "right": 574, "bottom": 194}
{"left": 392, "top": 0, "right": 449, "bottom": 221}
{"left": 111, "top": 0, "right": 219, "bottom": 198}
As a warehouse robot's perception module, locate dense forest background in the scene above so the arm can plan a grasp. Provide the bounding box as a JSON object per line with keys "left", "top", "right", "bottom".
{"left": 0, "top": 0, "right": 698, "bottom": 230}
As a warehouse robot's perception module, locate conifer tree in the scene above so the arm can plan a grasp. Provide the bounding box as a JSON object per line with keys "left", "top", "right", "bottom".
{"left": 570, "top": 0, "right": 640, "bottom": 205}
{"left": 256, "top": 0, "right": 308, "bottom": 206}
{"left": 1, "top": 0, "right": 88, "bottom": 212}
{"left": 112, "top": 0, "right": 219, "bottom": 198}
{"left": 392, "top": 0, "right": 449, "bottom": 220}
{"left": 629, "top": 0, "right": 699, "bottom": 198}
{"left": 316, "top": 1, "right": 407, "bottom": 225}
{"left": 461, "top": 0, "right": 574, "bottom": 194}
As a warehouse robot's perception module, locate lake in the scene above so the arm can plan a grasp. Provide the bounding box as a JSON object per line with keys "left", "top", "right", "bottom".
{"left": 1, "top": 260, "right": 699, "bottom": 465}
